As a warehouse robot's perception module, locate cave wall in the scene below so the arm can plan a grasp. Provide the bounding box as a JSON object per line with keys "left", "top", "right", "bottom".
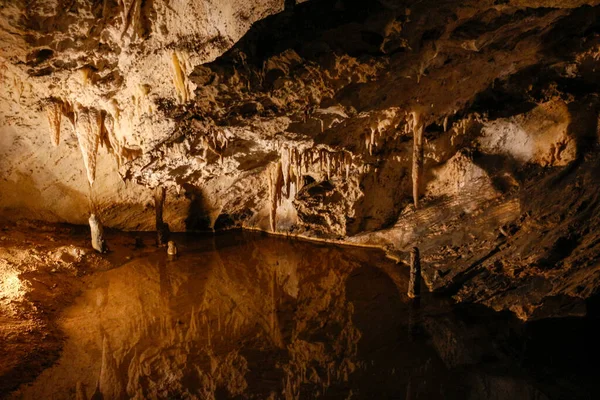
{"left": 2, "top": 0, "right": 600, "bottom": 319}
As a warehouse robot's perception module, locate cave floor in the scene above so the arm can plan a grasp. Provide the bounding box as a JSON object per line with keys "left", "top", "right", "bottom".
{"left": 1, "top": 224, "right": 600, "bottom": 399}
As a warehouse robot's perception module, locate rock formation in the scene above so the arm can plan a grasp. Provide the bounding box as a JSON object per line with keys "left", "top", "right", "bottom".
{"left": 89, "top": 213, "right": 107, "bottom": 253}
{"left": 2, "top": 0, "right": 600, "bottom": 319}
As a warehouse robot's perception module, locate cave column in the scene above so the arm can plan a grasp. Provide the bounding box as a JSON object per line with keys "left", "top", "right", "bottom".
{"left": 154, "top": 186, "right": 170, "bottom": 246}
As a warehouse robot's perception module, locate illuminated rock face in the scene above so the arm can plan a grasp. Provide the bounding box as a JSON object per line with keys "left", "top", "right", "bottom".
{"left": 2, "top": 0, "right": 600, "bottom": 318}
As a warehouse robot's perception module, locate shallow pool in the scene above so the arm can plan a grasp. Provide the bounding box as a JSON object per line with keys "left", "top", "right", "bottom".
{"left": 10, "top": 231, "right": 600, "bottom": 399}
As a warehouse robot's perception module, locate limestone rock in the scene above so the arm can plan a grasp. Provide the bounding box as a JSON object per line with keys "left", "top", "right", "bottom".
{"left": 2, "top": 0, "right": 600, "bottom": 321}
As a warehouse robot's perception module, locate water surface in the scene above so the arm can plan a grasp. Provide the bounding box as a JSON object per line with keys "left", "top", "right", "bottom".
{"left": 12, "top": 231, "right": 599, "bottom": 399}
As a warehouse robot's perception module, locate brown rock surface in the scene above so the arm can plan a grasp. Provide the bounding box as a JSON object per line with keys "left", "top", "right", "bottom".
{"left": 2, "top": 0, "right": 600, "bottom": 322}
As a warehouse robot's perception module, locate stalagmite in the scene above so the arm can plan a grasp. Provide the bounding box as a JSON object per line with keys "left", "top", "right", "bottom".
{"left": 411, "top": 111, "right": 424, "bottom": 209}
{"left": 74, "top": 105, "right": 102, "bottom": 185}
{"left": 167, "top": 240, "right": 178, "bottom": 257}
{"left": 89, "top": 213, "right": 107, "bottom": 253}
{"left": 45, "top": 99, "right": 62, "bottom": 147}
{"left": 408, "top": 247, "right": 421, "bottom": 298}
{"left": 154, "top": 186, "right": 170, "bottom": 246}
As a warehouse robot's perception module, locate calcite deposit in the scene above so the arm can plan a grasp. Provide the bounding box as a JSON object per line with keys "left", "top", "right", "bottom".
{"left": 2, "top": 0, "right": 600, "bottom": 322}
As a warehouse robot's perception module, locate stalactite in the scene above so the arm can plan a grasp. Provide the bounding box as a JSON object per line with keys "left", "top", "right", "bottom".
{"left": 364, "top": 132, "right": 372, "bottom": 156}
{"left": 102, "top": 114, "right": 123, "bottom": 166}
{"left": 370, "top": 128, "right": 376, "bottom": 155}
{"left": 79, "top": 67, "right": 91, "bottom": 86}
{"left": 74, "top": 105, "right": 102, "bottom": 185}
{"left": 345, "top": 152, "right": 352, "bottom": 180}
{"left": 411, "top": 111, "right": 424, "bottom": 209}
{"left": 281, "top": 146, "right": 290, "bottom": 196}
{"left": 171, "top": 52, "right": 189, "bottom": 103}
{"left": 319, "top": 149, "right": 324, "bottom": 173}
{"left": 268, "top": 165, "right": 278, "bottom": 232}
{"left": 268, "top": 162, "right": 284, "bottom": 232}
{"left": 443, "top": 115, "right": 449, "bottom": 132}
{"left": 44, "top": 98, "right": 62, "bottom": 147}
{"left": 200, "top": 129, "right": 229, "bottom": 162}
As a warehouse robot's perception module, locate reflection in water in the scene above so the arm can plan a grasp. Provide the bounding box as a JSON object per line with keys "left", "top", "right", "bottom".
{"left": 14, "top": 232, "right": 555, "bottom": 399}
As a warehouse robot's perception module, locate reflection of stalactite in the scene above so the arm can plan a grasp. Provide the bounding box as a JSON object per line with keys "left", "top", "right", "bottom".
{"left": 44, "top": 98, "right": 62, "bottom": 147}
{"left": 185, "top": 307, "right": 199, "bottom": 341}
{"left": 74, "top": 105, "right": 102, "bottom": 185}
{"left": 99, "top": 335, "right": 124, "bottom": 399}
{"left": 75, "top": 381, "right": 86, "bottom": 400}
{"left": 411, "top": 111, "right": 424, "bottom": 209}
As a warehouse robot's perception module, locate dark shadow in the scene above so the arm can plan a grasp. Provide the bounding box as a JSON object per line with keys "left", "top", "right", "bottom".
{"left": 540, "top": 5, "right": 600, "bottom": 61}
{"left": 284, "top": 0, "right": 295, "bottom": 12}
{"left": 182, "top": 184, "right": 212, "bottom": 231}
{"left": 567, "top": 99, "right": 599, "bottom": 161}
{"left": 197, "top": 0, "right": 390, "bottom": 76}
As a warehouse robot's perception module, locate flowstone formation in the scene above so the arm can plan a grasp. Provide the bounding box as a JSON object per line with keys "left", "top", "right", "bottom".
{"left": 2, "top": 0, "right": 600, "bottom": 319}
